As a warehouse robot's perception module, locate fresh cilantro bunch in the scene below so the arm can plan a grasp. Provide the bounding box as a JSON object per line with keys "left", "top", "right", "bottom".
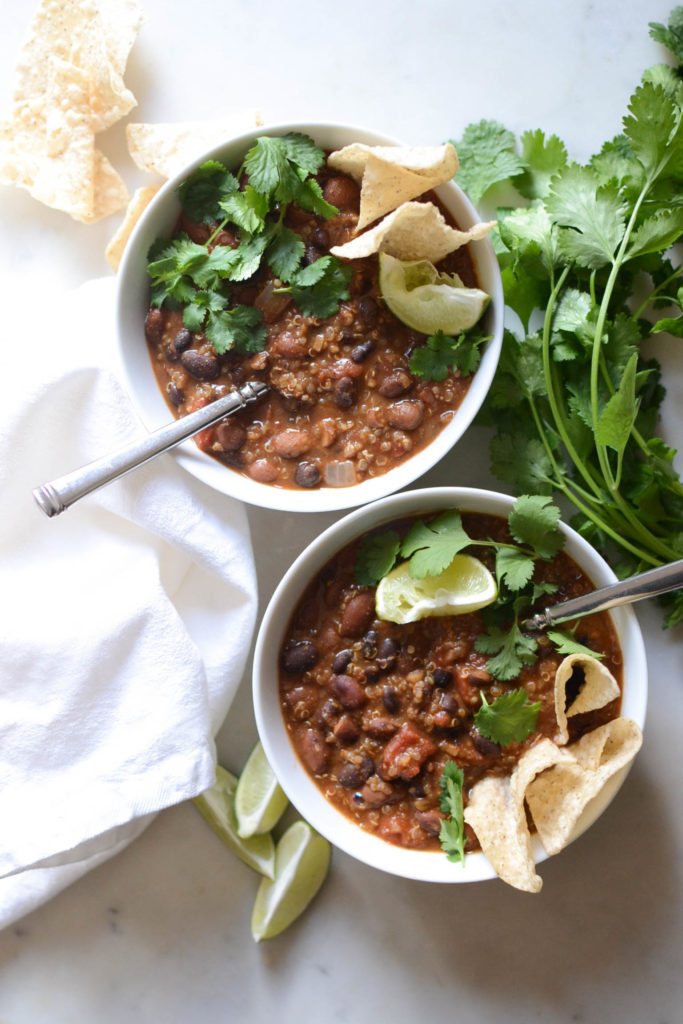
{"left": 146, "top": 133, "right": 352, "bottom": 354}
{"left": 439, "top": 762, "right": 466, "bottom": 865}
{"left": 355, "top": 495, "right": 599, "bottom": 681}
{"left": 452, "top": 9, "right": 683, "bottom": 627}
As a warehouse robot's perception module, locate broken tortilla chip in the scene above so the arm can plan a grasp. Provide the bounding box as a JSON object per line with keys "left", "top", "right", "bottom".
{"left": 328, "top": 142, "right": 459, "bottom": 230}
{"left": 105, "top": 183, "right": 161, "bottom": 269}
{"left": 554, "top": 653, "right": 621, "bottom": 745}
{"left": 525, "top": 718, "right": 643, "bottom": 855}
{"left": 126, "top": 116, "right": 264, "bottom": 180}
{"left": 0, "top": 0, "right": 142, "bottom": 221}
{"left": 330, "top": 200, "right": 495, "bottom": 264}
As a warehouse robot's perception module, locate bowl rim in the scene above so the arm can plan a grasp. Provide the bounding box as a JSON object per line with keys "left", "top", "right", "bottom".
{"left": 115, "top": 121, "right": 505, "bottom": 513}
{"left": 252, "top": 486, "right": 648, "bottom": 884}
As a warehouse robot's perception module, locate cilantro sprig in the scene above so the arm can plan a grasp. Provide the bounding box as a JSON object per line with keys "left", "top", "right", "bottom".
{"left": 452, "top": 9, "right": 683, "bottom": 627}
{"left": 438, "top": 762, "right": 466, "bottom": 865}
{"left": 146, "top": 133, "right": 350, "bottom": 355}
{"left": 409, "top": 328, "right": 489, "bottom": 380}
{"left": 473, "top": 689, "right": 541, "bottom": 746}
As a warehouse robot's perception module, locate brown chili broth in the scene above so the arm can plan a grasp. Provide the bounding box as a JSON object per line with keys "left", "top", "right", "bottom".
{"left": 278, "top": 511, "right": 623, "bottom": 852}
{"left": 144, "top": 157, "right": 481, "bottom": 491}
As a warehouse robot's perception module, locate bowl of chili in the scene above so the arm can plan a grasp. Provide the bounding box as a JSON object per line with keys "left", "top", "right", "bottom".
{"left": 252, "top": 487, "right": 647, "bottom": 886}
{"left": 115, "top": 123, "right": 504, "bottom": 512}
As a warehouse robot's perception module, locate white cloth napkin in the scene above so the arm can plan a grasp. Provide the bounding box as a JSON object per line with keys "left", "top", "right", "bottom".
{"left": 0, "top": 277, "right": 258, "bottom": 930}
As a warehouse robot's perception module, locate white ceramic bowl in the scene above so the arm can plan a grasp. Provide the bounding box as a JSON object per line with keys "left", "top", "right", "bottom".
{"left": 116, "top": 123, "right": 504, "bottom": 513}
{"left": 253, "top": 487, "right": 648, "bottom": 883}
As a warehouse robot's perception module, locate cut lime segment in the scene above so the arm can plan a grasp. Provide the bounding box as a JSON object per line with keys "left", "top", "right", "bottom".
{"left": 193, "top": 765, "right": 275, "bottom": 878}
{"left": 375, "top": 554, "right": 498, "bottom": 624}
{"left": 378, "top": 251, "right": 489, "bottom": 335}
{"left": 234, "top": 741, "right": 289, "bottom": 839}
{"left": 251, "top": 821, "right": 331, "bottom": 942}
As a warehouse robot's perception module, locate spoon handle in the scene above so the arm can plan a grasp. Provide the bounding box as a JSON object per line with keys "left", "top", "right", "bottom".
{"left": 32, "top": 380, "right": 268, "bottom": 518}
{"left": 523, "top": 557, "right": 683, "bottom": 630}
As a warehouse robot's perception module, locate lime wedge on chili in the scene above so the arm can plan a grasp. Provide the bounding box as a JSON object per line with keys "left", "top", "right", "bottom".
{"left": 251, "top": 821, "right": 331, "bottom": 942}
{"left": 193, "top": 765, "right": 275, "bottom": 878}
{"left": 234, "top": 741, "right": 289, "bottom": 839}
{"left": 375, "top": 554, "right": 498, "bottom": 624}
{"left": 378, "top": 252, "right": 489, "bottom": 335}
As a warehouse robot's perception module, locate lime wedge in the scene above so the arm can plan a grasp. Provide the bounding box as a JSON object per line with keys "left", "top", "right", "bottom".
{"left": 375, "top": 554, "right": 498, "bottom": 624}
{"left": 251, "top": 821, "right": 331, "bottom": 942}
{"left": 193, "top": 765, "right": 275, "bottom": 878}
{"left": 378, "top": 251, "right": 489, "bottom": 335}
{"left": 234, "top": 741, "right": 289, "bottom": 839}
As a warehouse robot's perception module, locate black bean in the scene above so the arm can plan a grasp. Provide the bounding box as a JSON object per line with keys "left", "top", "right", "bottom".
{"left": 311, "top": 226, "right": 329, "bottom": 249}
{"left": 304, "top": 245, "right": 324, "bottom": 266}
{"left": 337, "top": 763, "right": 362, "bottom": 788}
{"left": 180, "top": 349, "right": 220, "bottom": 380}
{"left": 350, "top": 339, "right": 375, "bottom": 363}
{"left": 332, "top": 649, "right": 353, "bottom": 674}
{"left": 377, "top": 637, "right": 398, "bottom": 670}
{"left": 440, "top": 692, "right": 460, "bottom": 716}
{"left": 173, "top": 328, "right": 192, "bottom": 354}
{"left": 294, "top": 462, "right": 321, "bottom": 488}
{"left": 359, "top": 755, "right": 375, "bottom": 781}
{"left": 358, "top": 296, "right": 379, "bottom": 325}
{"left": 471, "top": 729, "right": 500, "bottom": 757}
{"left": 334, "top": 715, "right": 359, "bottom": 745}
{"left": 361, "top": 630, "right": 379, "bottom": 659}
{"left": 382, "top": 686, "right": 400, "bottom": 714}
{"left": 333, "top": 376, "right": 356, "bottom": 409}
{"left": 166, "top": 382, "right": 184, "bottom": 407}
{"left": 280, "top": 641, "right": 319, "bottom": 674}
{"left": 378, "top": 370, "right": 412, "bottom": 398}
{"left": 432, "top": 668, "right": 453, "bottom": 688}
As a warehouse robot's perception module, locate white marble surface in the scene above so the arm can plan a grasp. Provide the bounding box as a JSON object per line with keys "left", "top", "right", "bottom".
{"left": 1, "top": 1, "right": 682, "bottom": 1021}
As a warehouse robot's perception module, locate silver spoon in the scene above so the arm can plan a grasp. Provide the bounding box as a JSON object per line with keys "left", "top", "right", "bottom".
{"left": 523, "top": 557, "right": 683, "bottom": 630}
{"left": 32, "top": 380, "right": 268, "bottom": 518}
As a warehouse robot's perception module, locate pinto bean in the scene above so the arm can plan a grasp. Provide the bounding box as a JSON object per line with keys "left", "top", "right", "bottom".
{"left": 415, "top": 809, "right": 445, "bottom": 836}
{"left": 333, "top": 715, "right": 359, "bottom": 745}
{"left": 323, "top": 176, "right": 360, "bottom": 210}
{"left": 330, "top": 673, "right": 367, "bottom": 710}
{"left": 297, "top": 727, "right": 329, "bottom": 774}
{"left": 378, "top": 369, "right": 412, "bottom": 398}
{"left": 339, "top": 591, "right": 376, "bottom": 637}
{"left": 215, "top": 421, "right": 246, "bottom": 452}
{"left": 273, "top": 330, "right": 308, "bottom": 357}
{"left": 386, "top": 399, "right": 424, "bottom": 431}
{"left": 333, "top": 376, "right": 356, "bottom": 409}
{"left": 180, "top": 349, "right": 221, "bottom": 380}
{"left": 272, "top": 428, "right": 313, "bottom": 459}
{"left": 281, "top": 684, "right": 320, "bottom": 719}
{"left": 144, "top": 307, "right": 164, "bottom": 344}
{"left": 337, "top": 763, "right": 362, "bottom": 788}
{"left": 351, "top": 339, "right": 375, "bottom": 363}
{"left": 248, "top": 458, "right": 279, "bottom": 483}
{"left": 382, "top": 686, "right": 400, "bottom": 714}
{"left": 280, "top": 641, "right": 319, "bottom": 674}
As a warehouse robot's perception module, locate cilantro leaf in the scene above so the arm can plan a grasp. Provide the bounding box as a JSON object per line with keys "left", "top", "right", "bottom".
{"left": 515, "top": 129, "right": 568, "bottom": 200}
{"left": 450, "top": 120, "right": 525, "bottom": 204}
{"left": 474, "top": 621, "right": 539, "bottom": 681}
{"left": 204, "top": 305, "right": 267, "bottom": 354}
{"left": 178, "top": 161, "right": 239, "bottom": 223}
{"left": 650, "top": 7, "right": 683, "bottom": 62}
{"left": 409, "top": 330, "right": 486, "bottom": 381}
{"left": 401, "top": 510, "right": 471, "bottom": 578}
{"left": 286, "top": 256, "right": 352, "bottom": 318}
{"left": 508, "top": 495, "right": 564, "bottom": 560}
{"left": 495, "top": 546, "right": 535, "bottom": 592}
{"left": 438, "top": 762, "right": 466, "bottom": 865}
{"left": 545, "top": 630, "right": 605, "bottom": 660}
{"left": 354, "top": 530, "right": 401, "bottom": 586}
{"left": 266, "top": 226, "right": 305, "bottom": 282}
{"left": 219, "top": 185, "right": 269, "bottom": 234}
{"left": 546, "top": 165, "right": 627, "bottom": 269}
{"left": 473, "top": 689, "right": 541, "bottom": 745}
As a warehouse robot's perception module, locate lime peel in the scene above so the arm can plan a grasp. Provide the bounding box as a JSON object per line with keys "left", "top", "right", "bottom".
{"left": 379, "top": 251, "right": 489, "bottom": 335}
{"left": 375, "top": 553, "right": 498, "bottom": 624}
{"left": 193, "top": 765, "right": 275, "bottom": 878}
{"left": 251, "top": 821, "right": 331, "bottom": 942}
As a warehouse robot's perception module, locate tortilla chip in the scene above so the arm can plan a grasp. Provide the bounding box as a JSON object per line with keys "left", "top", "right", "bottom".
{"left": 328, "top": 142, "right": 459, "bottom": 230}
{"left": 330, "top": 201, "right": 495, "bottom": 264}
{"left": 126, "top": 115, "right": 264, "bottom": 179}
{"left": 554, "top": 653, "right": 621, "bottom": 745}
{"left": 106, "top": 183, "right": 161, "bottom": 269}
{"left": 0, "top": 0, "right": 142, "bottom": 221}
{"left": 525, "top": 719, "right": 642, "bottom": 855}
{"left": 464, "top": 738, "right": 570, "bottom": 893}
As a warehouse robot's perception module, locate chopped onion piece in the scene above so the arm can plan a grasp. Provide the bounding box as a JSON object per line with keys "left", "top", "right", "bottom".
{"left": 324, "top": 461, "right": 356, "bottom": 487}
